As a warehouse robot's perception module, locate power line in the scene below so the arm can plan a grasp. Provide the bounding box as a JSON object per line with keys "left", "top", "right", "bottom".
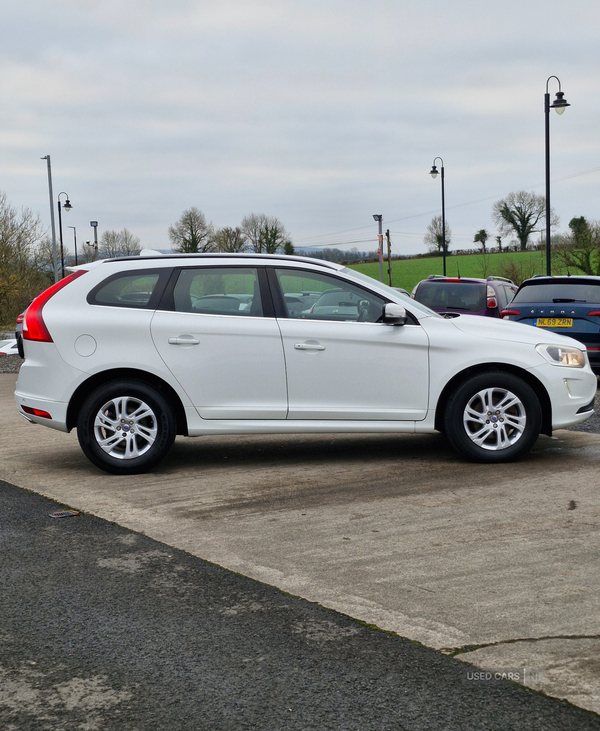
{"left": 293, "top": 165, "right": 600, "bottom": 246}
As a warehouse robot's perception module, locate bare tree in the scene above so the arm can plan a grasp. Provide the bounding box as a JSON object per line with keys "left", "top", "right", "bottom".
{"left": 492, "top": 191, "right": 558, "bottom": 251}
{"left": 240, "top": 213, "right": 267, "bottom": 253}
{"left": 240, "top": 213, "right": 290, "bottom": 254}
{"left": 497, "top": 257, "right": 539, "bottom": 286}
{"left": 169, "top": 208, "right": 213, "bottom": 253}
{"left": 99, "top": 228, "right": 141, "bottom": 258}
{"left": 424, "top": 215, "right": 451, "bottom": 255}
{"left": 212, "top": 227, "right": 248, "bottom": 253}
{"left": 0, "top": 192, "right": 51, "bottom": 323}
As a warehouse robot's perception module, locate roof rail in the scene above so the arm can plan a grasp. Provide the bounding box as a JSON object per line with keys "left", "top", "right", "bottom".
{"left": 426, "top": 274, "right": 447, "bottom": 280}
{"left": 102, "top": 252, "right": 343, "bottom": 270}
{"left": 486, "top": 276, "right": 514, "bottom": 283}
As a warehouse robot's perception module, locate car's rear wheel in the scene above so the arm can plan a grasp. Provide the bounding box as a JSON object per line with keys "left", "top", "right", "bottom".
{"left": 77, "top": 380, "right": 176, "bottom": 474}
{"left": 443, "top": 371, "right": 542, "bottom": 463}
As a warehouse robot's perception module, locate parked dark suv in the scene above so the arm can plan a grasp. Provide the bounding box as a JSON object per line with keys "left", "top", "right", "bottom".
{"left": 502, "top": 275, "right": 600, "bottom": 374}
{"left": 411, "top": 276, "right": 516, "bottom": 318}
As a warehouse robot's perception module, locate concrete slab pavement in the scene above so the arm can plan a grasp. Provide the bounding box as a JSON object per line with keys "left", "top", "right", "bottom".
{"left": 2, "top": 372, "right": 600, "bottom": 715}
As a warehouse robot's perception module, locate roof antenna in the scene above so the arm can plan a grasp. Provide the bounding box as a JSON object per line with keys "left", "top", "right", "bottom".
{"left": 457, "top": 263, "right": 461, "bottom": 279}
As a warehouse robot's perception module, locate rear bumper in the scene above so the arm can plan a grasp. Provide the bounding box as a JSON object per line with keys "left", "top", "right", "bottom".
{"left": 14, "top": 392, "right": 69, "bottom": 432}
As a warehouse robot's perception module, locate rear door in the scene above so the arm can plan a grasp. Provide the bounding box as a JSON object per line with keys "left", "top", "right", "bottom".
{"left": 151, "top": 266, "right": 288, "bottom": 419}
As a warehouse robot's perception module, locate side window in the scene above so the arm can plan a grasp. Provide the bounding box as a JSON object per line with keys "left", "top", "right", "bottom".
{"left": 275, "top": 269, "right": 385, "bottom": 323}
{"left": 172, "top": 267, "right": 263, "bottom": 317}
{"left": 88, "top": 269, "right": 166, "bottom": 308}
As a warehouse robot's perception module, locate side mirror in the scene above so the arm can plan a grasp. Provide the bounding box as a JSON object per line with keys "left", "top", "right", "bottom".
{"left": 382, "top": 303, "right": 407, "bottom": 326}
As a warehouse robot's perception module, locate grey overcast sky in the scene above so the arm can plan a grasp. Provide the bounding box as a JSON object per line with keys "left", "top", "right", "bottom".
{"left": 2, "top": 0, "right": 600, "bottom": 257}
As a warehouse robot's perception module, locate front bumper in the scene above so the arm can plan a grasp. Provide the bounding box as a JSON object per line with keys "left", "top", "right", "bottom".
{"left": 530, "top": 360, "right": 598, "bottom": 429}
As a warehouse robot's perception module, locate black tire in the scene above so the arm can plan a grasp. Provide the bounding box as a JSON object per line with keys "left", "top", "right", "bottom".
{"left": 443, "top": 371, "right": 542, "bottom": 463}
{"left": 77, "top": 380, "right": 176, "bottom": 474}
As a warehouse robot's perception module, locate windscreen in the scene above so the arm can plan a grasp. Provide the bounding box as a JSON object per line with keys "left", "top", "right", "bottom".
{"left": 513, "top": 282, "right": 600, "bottom": 303}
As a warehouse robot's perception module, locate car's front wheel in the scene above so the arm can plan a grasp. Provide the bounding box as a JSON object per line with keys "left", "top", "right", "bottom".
{"left": 77, "top": 380, "right": 176, "bottom": 474}
{"left": 443, "top": 371, "right": 542, "bottom": 463}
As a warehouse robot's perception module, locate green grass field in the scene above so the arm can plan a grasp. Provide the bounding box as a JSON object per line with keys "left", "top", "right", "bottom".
{"left": 347, "top": 249, "right": 562, "bottom": 292}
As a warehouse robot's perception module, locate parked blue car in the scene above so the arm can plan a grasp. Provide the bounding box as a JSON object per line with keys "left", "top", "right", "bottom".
{"left": 502, "top": 276, "right": 600, "bottom": 375}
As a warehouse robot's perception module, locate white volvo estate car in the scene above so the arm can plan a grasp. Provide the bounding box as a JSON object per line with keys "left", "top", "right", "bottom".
{"left": 15, "top": 253, "right": 597, "bottom": 474}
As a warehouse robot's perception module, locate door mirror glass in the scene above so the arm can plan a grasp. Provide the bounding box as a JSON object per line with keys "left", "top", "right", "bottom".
{"left": 382, "top": 303, "right": 407, "bottom": 326}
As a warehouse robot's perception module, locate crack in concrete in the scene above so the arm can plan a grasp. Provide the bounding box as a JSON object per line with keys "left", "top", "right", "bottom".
{"left": 443, "top": 634, "right": 600, "bottom": 656}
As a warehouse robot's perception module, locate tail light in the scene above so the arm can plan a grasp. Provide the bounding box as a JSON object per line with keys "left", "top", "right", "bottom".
{"left": 501, "top": 309, "right": 521, "bottom": 319}
{"left": 486, "top": 284, "right": 497, "bottom": 309}
{"left": 23, "top": 271, "right": 87, "bottom": 343}
{"left": 586, "top": 311, "right": 600, "bottom": 317}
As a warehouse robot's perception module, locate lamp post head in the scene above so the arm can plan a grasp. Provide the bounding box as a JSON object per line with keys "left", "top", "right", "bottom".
{"left": 373, "top": 214, "right": 382, "bottom": 222}
{"left": 551, "top": 90, "right": 570, "bottom": 115}
{"left": 63, "top": 198, "right": 72, "bottom": 212}
{"left": 430, "top": 165, "right": 438, "bottom": 179}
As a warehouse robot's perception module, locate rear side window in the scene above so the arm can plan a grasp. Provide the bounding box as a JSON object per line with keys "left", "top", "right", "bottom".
{"left": 513, "top": 282, "right": 600, "bottom": 303}
{"left": 88, "top": 269, "right": 169, "bottom": 308}
{"left": 172, "top": 267, "right": 263, "bottom": 316}
{"left": 415, "top": 282, "right": 485, "bottom": 312}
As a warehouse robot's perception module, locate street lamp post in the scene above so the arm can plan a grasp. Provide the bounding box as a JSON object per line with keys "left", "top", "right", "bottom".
{"left": 373, "top": 214, "right": 384, "bottom": 282}
{"left": 544, "top": 76, "right": 570, "bottom": 276}
{"left": 41, "top": 156, "right": 59, "bottom": 282}
{"left": 68, "top": 225, "right": 78, "bottom": 265}
{"left": 57, "top": 192, "right": 72, "bottom": 278}
{"left": 429, "top": 157, "right": 446, "bottom": 276}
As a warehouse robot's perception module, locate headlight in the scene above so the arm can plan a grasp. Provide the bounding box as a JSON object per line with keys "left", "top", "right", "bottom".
{"left": 536, "top": 344, "right": 586, "bottom": 368}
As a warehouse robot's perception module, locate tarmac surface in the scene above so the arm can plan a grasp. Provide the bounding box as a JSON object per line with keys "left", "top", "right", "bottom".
{"left": 5, "top": 479, "right": 600, "bottom": 730}
{"left": 1, "top": 362, "right": 600, "bottom": 726}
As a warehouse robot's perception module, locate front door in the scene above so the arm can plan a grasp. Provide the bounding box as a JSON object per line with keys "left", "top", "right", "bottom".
{"left": 273, "top": 268, "right": 429, "bottom": 420}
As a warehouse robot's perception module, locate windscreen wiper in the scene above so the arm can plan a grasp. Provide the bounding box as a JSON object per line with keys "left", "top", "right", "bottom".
{"left": 552, "top": 298, "right": 586, "bottom": 303}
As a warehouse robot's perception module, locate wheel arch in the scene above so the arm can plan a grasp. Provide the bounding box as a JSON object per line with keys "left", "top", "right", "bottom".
{"left": 66, "top": 368, "right": 189, "bottom": 436}
{"left": 434, "top": 363, "right": 552, "bottom": 436}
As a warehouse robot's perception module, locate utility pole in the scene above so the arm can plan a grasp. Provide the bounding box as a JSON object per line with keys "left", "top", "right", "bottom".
{"left": 41, "top": 155, "right": 59, "bottom": 282}
{"left": 386, "top": 229, "right": 393, "bottom": 287}
{"left": 68, "top": 226, "right": 78, "bottom": 265}
{"left": 373, "top": 215, "right": 384, "bottom": 282}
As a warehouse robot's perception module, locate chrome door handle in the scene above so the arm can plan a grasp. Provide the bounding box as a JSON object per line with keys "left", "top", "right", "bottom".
{"left": 168, "top": 337, "right": 200, "bottom": 345}
{"left": 294, "top": 343, "right": 325, "bottom": 351}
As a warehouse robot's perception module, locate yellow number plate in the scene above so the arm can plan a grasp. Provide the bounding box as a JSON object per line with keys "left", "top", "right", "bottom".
{"left": 535, "top": 318, "right": 573, "bottom": 327}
